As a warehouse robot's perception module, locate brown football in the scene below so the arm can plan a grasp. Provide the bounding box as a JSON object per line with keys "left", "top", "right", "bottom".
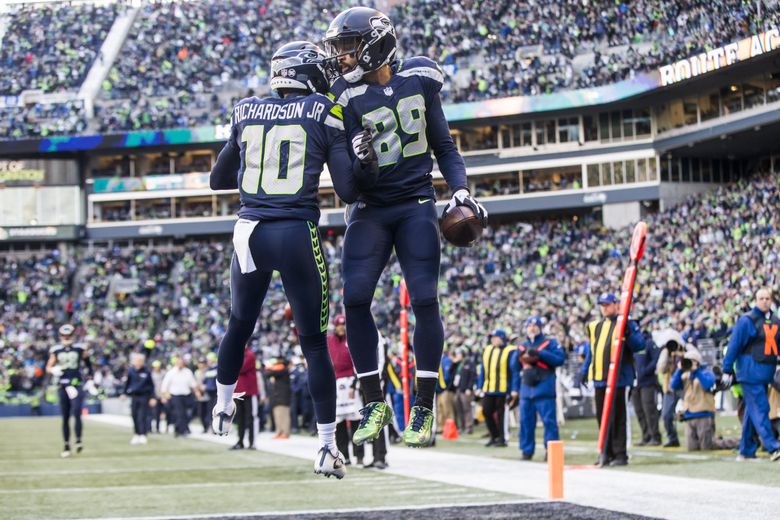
{"left": 441, "top": 205, "right": 483, "bottom": 247}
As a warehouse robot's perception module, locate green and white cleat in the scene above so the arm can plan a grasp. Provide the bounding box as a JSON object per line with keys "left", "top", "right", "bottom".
{"left": 403, "top": 406, "right": 435, "bottom": 447}
{"left": 353, "top": 401, "right": 394, "bottom": 445}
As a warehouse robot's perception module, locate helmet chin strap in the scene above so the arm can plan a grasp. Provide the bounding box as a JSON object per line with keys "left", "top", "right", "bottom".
{"left": 343, "top": 65, "right": 365, "bottom": 83}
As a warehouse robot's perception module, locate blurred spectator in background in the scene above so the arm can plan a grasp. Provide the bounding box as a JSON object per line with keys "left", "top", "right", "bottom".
{"left": 452, "top": 346, "right": 477, "bottom": 434}
{"left": 436, "top": 349, "right": 455, "bottom": 434}
{"left": 233, "top": 346, "right": 258, "bottom": 449}
{"left": 161, "top": 355, "right": 200, "bottom": 437}
{"left": 266, "top": 357, "right": 291, "bottom": 439}
{"left": 632, "top": 333, "right": 662, "bottom": 446}
{"left": 150, "top": 360, "right": 165, "bottom": 434}
{"left": 328, "top": 315, "right": 364, "bottom": 466}
{"left": 289, "top": 355, "right": 313, "bottom": 434}
{"left": 655, "top": 329, "right": 687, "bottom": 448}
{"left": 123, "top": 352, "right": 154, "bottom": 445}
{"left": 202, "top": 352, "right": 218, "bottom": 433}
{"left": 670, "top": 348, "right": 717, "bottom": 451}
{"left": 194, "top": 358, "right": 211, "bottom": 434}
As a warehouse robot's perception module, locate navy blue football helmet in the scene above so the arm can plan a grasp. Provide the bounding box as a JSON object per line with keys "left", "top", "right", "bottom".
{"left": 270, "top": 41, "right": 332, "bottom": 95}
{"left": 324, "top": 7, "right": 397, "bottom": 83}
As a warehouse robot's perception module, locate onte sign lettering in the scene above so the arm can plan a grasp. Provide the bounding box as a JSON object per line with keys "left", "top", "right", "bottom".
{"left": 659, "top": 28, "right": 780, "bottom": 87}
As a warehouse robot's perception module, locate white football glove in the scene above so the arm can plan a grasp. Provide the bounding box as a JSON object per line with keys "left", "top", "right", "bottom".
{"left": 443, "top": 189, "right": 488, "bottom": 227}
{"left": 719, "top": 372, "right": 734, "bottom": 390}
{"left": 351, "top": 129, "right": 377, "bottom": 166}
{"left": 49, "top": 365, "right": 63, "bottom": 378}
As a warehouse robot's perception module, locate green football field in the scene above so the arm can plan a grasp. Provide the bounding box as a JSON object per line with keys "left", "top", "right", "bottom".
{"left": 0, "top": 417, "right": 521, "bottom": 520}
{"left": 2, "top": 412, "right": 778, "bottom": 519}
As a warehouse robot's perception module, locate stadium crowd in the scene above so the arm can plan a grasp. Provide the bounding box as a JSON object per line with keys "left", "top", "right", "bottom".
{"left": 2, "top": 172, "right": 778, "bottom": 441}
{"left": 0, "top": 101, "right": 88, "bottom": 140}
{"left": 0, "top": 2, "right": 121, "bottom": 96}
{"left": 2, "top": 0, "right": 780, "bottom": 135}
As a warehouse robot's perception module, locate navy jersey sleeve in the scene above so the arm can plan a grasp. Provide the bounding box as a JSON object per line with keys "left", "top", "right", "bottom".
{"left": 328, "top": 80, "right": 363, "bottom": 151}
{"left": 320, "top": 101, "right": 358, "bottom": 204}
{"left": 210, "top": 117, "right": 240, "bottom": 190}
{"left": 426, "top": 93, "right": 467, "bottom": 193}
{"left": 400, "top": 57, "right": 467, "bottom": 193}
{"left": 324, "top": 90, "right": 379, "bottom": 196}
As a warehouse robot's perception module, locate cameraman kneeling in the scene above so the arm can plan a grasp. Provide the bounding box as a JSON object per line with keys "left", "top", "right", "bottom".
{"left": 670, "top": 350, "right": 716, "bottom": 451}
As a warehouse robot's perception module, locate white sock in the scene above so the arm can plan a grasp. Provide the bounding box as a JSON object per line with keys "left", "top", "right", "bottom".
{"left": 416, "top": 370, "right": 438, "bottom": 379}
{"left": 216, "top": 382, "right": 236, "bottom": 412}
{"left": 317, "top": 421, "right": 337, "bottom": 452}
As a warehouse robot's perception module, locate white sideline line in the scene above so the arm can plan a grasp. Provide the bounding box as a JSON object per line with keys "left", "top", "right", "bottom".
{"left": 88, "top": 499, "right": 539, "bottom": 520}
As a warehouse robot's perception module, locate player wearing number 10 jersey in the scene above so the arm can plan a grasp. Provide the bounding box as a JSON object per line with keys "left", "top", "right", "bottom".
{"left": 209, "top": 41, "right": 371, "bottom": 479}
{"left": 324, "top": 7, "right": 488, "bottom": 448}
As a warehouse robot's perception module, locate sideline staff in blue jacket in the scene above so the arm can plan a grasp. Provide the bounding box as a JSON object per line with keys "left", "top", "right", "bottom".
{"left": 721, "top": 288, "right": 780, "bottom": 461}
{"left": 511, "top": 316, "right": 565, "bottom": 460}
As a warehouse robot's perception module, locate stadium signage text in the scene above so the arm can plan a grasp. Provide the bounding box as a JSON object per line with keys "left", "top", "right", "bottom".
{"left": 0, "top": 225, "right": 82, "bottom": 241}
{"left": 0, "top": 161, "right": 44, "bottom": 182}
{"left": 659, "top": 29, "right": 780, "bottom": 87}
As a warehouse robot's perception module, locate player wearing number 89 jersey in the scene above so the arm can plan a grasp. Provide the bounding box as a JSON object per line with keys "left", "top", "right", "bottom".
{"left": 209, "top": 41, "right": 369, "bottom": 479}
{"left": 324, "top": 7, "right": 488, "bottom": 448}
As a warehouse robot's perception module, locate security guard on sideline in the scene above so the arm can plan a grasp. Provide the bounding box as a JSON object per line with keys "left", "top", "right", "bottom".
{"left": 478, "top": 329, "right": 518, "bottom": 447}
{"left": 581, "top": 292, "right": 645, "bottom": 466}
{"left": 721, "top": 288, "right": 780, "bottom": 461}
{"left": 511, "top": 316, "right": 565, "bottom": 460}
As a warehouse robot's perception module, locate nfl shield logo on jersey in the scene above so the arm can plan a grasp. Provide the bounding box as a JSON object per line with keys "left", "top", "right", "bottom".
{"left": 383, "top": 86, "right": 393, "bottom": 96}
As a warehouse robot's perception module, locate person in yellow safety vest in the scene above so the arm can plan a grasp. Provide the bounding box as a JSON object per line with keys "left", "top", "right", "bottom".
{"left": 477, "top": 329, "right": 518, "bottom": 447}
{"left": 580, "top": 292, "right": 645, "bottom": 466}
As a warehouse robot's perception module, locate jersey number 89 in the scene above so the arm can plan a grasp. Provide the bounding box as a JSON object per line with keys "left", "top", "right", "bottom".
{"left": 362, "top": 95, "right": 427, "bottom": 167}
{"left": 240, "top": 124, "right": 307, "bottom": 196}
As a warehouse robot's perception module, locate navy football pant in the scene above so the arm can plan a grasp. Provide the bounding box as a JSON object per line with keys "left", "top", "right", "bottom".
{"left": 342, "top": 199, "right": 444, "bottom": 375}
{"left": 58, "top": 385, "right": 84, "bottom": 444}
{"left": 216, "top": 219, "right": 336, "bottom": 424}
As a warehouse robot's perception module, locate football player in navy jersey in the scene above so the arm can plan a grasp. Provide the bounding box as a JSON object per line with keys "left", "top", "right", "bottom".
{"left": 209, "top": 41, "right": 371, "bottom": 479}
{"left": 323, "top": 7, "right": 488, "bottom": 447}
{"left": 46, "top": 324, "right": 92, "bottom": 458}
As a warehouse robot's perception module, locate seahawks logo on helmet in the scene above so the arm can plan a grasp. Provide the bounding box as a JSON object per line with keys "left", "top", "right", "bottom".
{"left": 299, "top": 50, "right": 321, "bottom": 64}
{"left": 367, "top": 15, "right": 394, "bottom": 44}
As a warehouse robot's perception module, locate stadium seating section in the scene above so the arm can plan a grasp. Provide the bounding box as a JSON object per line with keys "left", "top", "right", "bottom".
{"left": 1, "top": 0, "right": 779, "bottom": 138}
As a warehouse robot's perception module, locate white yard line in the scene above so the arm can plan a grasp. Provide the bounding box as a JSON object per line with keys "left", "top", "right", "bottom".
{"left": 91, "top": 499, "right": 538, "bottom": 520}
{"left": 88, "top": 415, "right": 780, "bottom": 520}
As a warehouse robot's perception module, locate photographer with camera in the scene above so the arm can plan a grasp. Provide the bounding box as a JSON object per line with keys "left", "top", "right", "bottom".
{"left": 670, "top": 349, "right": 716, "bottom": 451}
{"left": 654, "top": 329, "right": 687, "bottom": 448}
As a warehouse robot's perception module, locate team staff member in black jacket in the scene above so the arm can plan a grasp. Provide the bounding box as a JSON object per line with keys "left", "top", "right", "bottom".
{"left": 123, "top": 353, "right": 155, "bottom": 445}
{"left": 452, "top": 347, "right": 477, "bottom": 434}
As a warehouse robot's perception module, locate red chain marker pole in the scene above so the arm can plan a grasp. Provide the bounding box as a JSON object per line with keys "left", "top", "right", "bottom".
{"left": 596, "top": 222, "right": 647, "bottom": 466}
{"left": 399, "top": 279, "right": 411, "bottom": 426}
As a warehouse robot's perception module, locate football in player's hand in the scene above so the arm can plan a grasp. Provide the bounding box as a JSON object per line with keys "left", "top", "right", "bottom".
{"left": 441, "top": 205, "right": 483, "bottom": 247}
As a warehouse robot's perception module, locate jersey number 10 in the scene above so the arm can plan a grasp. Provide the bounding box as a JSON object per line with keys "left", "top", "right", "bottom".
{"left": 362, "top": 95, "right": 427, "bottom": 167}
{"left": 240, "top": 124, "right": 307, "bottom": 196}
